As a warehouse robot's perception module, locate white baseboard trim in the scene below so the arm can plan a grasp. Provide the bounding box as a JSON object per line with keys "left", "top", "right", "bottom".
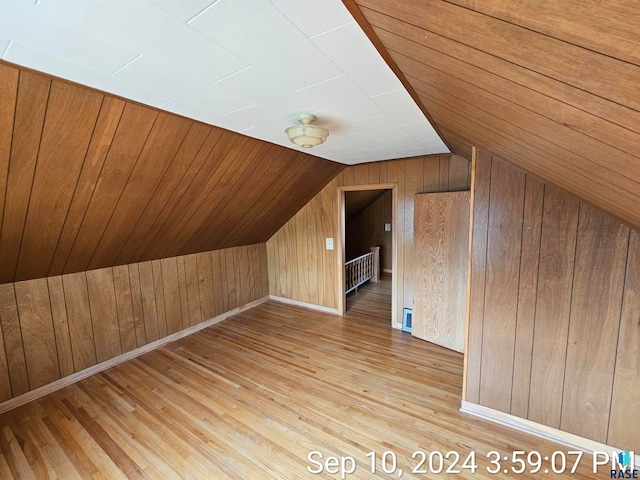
{"left": 268, "top": 295, "right": 338, "bottom": 315}
{"left": 382, "top": 269, "right": 393, "bottom": 274}
{"left": 0, "top": 296, "right": 269, "bottom": 415}
{"left": 461, "top": 400, "right": 640, "bottom": 464}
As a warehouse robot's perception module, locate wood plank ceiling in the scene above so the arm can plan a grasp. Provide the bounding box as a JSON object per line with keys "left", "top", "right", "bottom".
{"left": 348, "top": 0, "right": 640, "bottom": 232}
{"left": 0, "top": 62, "right": 344, "bottom": 284}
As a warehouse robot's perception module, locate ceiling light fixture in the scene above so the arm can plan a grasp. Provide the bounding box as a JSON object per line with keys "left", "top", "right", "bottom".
{"left": 285, "top": 113, "right": 329, "bottom": 148}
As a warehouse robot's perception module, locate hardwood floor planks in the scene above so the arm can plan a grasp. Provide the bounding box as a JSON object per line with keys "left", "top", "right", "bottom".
{"left": 0, "top": 301, "right": 604, "bottom": 479}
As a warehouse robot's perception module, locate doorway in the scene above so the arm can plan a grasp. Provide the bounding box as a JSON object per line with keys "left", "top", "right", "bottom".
{"left": 337, "top": 184, "right": 398, "bottom": 327}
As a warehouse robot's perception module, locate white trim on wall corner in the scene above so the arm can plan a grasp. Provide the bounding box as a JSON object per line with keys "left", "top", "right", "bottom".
{"left": 268, "top": 295, "right": 338, "bottom": 315}
{"left": 0, "top": 296, "right": 270, "bottom": 415}
{"left": 461, "top": 401, "right": 640, "bottom": 465}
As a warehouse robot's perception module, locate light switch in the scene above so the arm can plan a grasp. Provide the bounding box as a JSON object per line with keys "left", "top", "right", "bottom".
{"left": 384, "top": 223, "right": 391, "bottom": 231}
{"left": 326, "top": 238, "right": 334, "bottom": 250}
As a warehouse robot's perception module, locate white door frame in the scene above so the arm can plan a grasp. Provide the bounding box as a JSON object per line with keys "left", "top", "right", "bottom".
{"left": 337, "top": 183, "right": 399, "bottom": 327}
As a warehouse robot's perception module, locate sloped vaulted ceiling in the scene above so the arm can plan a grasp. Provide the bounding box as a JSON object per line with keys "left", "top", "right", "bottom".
{"left": 0, "top": 63, "right": 343, "bottom": 284}
{"left": 349, "top": 0, "right": 640, "bottom": 232}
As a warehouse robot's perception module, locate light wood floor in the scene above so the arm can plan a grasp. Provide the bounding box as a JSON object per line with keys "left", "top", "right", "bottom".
{"left": 0, "top": 300, "right": 602, "bottom": 479}
{"left": 346, "top": 274, "right": 392, "bottom": 325}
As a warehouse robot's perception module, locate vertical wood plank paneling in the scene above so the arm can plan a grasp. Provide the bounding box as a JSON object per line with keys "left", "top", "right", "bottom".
{"left": 560, "top": 206, "right": 628, "bottom": 442}
{"left": 209, "top": 250, "right": 225, "bottom": 318}
{"left": 183, "top": 254, "right": 202, "bottom": 326}
{"left": 114, "top": 122, "right": 212, "bottom": 265}
{"left": 423, "top": 157, "right": 439, "bottom": 192}
{"left": 608, "top": 229, "right": 640, "bottom": 449}
{"left": 0, "top": 244, "right": 270, "bottom": 403}
{"left": 479, "top": 158, "right": 525, "bottom": 412}
{"left": 257, "top": 243, "right": 270, "bottom": 299}
{"left": 47, "top": 97, "right": 126, "bottom": 276}
{"left": 466, "top": 150, "right": 491, "bottom": 403}
{"left": 152, "top": 260, "right": 168, "bottom": 339}
{"left": 0, "top": 320, "right": 10, "bottom": 401}
{"left": 387, "top": 160, "right": 405, "bottom": 322}
{"left": 127, "top": 263, "right": 147, "bottom": 348}
{"left": 448, "top": 155, "right": 471, "bottom": 191}
{"left": 510, "top": 176, "right": 544, "bottom": 417}
{"left": 438, "top": 156, "right": 450, "bottom": 191}
{"left": 196, "top": 252, "right": 215, "bottom": 322}
{"left": 16, "top": 82, "right": 103, "bottom": 281}
{"left": 176, "top": 256, "right": 191, "bottom": 329}
{"left": 0, "top": 64, "right": 19, "bottom": 244}
{"left": 0, "top": 72, "right": 50, "bottom": 284}
{"left": 296, "top": 207, "right": 310, "bottom": 304}
{"left": 112, "top": 265, "right": 137, "bottom": 354}
{"left": 307, "top": 199, "right": 320, "bottom": 306}
{"left": 46, "top": 276, "right": 74, "bottom": 378}
{"left": 160, "top": 257, "right": 183, "bottom": 335}
{"left": 85, "top": 269, "right": 121, "bottom": 363}
{"left": 62, "top": 272, "right": 97, "bottom": 372}
{"left": 266, "top": 238, "right": 277, "bottom": 297}
{"left": 528, "top": 186, "right": 579, "bottom": 428}
{"left": 14, "top": 279, "right": 60, "bottom": 389}
{"left": 403, "top": 158, "right": 422, "bottom": 311}
{"left": 137, "top": 262, "right": 159, "bottom": 343}
{"left": 369, "top": 163, "right": 380, "bottom": 184}
{"left": 354, "top": 164, "right": 369, "bottom": 185}
{"left": 63, "top": 104, "right": 157, "bottom": 275}
{"left": 320, "top": 179, "right": 337, "bottom": 308}
{"left": 88, "top": 114, "right": 191, "bottom": 270}
{"left": 0, "top": 284, "right": 28, "bottom": 395}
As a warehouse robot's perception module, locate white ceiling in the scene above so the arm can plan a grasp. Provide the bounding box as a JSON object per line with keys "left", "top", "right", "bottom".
{"left": 0, "top": 0, "right": 449, "bottom": 165}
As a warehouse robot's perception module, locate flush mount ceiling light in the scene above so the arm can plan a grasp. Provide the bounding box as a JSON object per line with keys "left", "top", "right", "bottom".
{"left": 285, "top": 113, "right": 329, "bottom": 148}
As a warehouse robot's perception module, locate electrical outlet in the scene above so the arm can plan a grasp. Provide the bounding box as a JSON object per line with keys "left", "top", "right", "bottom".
{"left": 384, "top": 223, "right": 391, "bottom": 231}
{"left": 325, "top": 238, "right": 334, "bottom": 250}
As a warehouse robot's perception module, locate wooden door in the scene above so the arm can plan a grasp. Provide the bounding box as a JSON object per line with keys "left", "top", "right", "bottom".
{"left": 412, "top": 191, "right": 470, "bottom": 353}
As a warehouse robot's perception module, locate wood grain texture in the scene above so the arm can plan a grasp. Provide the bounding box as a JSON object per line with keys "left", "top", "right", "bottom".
{"left": 137, "top": 262, "right": 159, "bottom": 344}
{"left": 62, "top": 272, "right": 97, "bottom": 372}
{"left": 160, "top": 257, "right": 183, "bottom": 336}
{"left": 46, "top": 277, "right": 74, "bottom": 378}
{"left": 85, "top": 269, "right": 122, "bottom": 363}
{"left": 608, "top": 229, "right": 640, "bottom": 449}
{"left": 412, "top": 191, "right": 469, "bottom": 353}
{"left": 0, "top": 245, "right": 268, "bottom": 403}
{"left": 353, "top": 0, "right": 640, "bottom": 233}
{"left": 267, "top": 155, "right": 470, "bottom": 326}
{"left": 111, "top": 265, "right": 136, "bottom": 354}
{"left": 0, "top": 300, "right": 609, "bottom": 479}
{"left": 15, "top": 82, "right": 103, "bottom": 281}
{"left": 466, "top": 151, "right": 640, "bottom": 451}
{"left": 465, "top": 150, "right": 491, "bottom": 403}
{"left": 528, "top": 186, "right": 579, "bottom": 428}
{"left": 0, "top": 63, "right": 343, "bottom": 283}
{"left": 560, "top": 206, "right": 629, "bottom": 442}
{"left": 0, "top": 71, "right": 50, "bottom": 284}
{"left": 0, "top": 65, "right": 19, "bottom": 251}
{"left": 478, "top": 159, "right": 525, "bottom": 412}
{"left": 14, "top": 279, "right": 59, "bottom": 389}
{"left": 127, "top": 263, "right": 147, "bottom": 348}
{"left": 510, "top": 176, "right": 544, "bottom": 418}
{"left": 0, "top": 284, "right": 29, "bottom": 396}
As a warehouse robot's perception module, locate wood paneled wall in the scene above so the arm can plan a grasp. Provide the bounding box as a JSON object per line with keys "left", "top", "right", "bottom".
{"left": 0, "top": 244, "right": 268, "bottom": 403}
{"left": 346, "top": 190, "right": 392, "bottom": 271}
{"left": 466, "top": 150, "right": 640, "bottom": 451}
{"left": 351, "top": 0, "right": 640, "bottom": 234}
{"left": 267, "top": 154, "right": 470, "bottom": 325}
{"left": 0, "top": 62, "right": 343, "bottom": 284}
